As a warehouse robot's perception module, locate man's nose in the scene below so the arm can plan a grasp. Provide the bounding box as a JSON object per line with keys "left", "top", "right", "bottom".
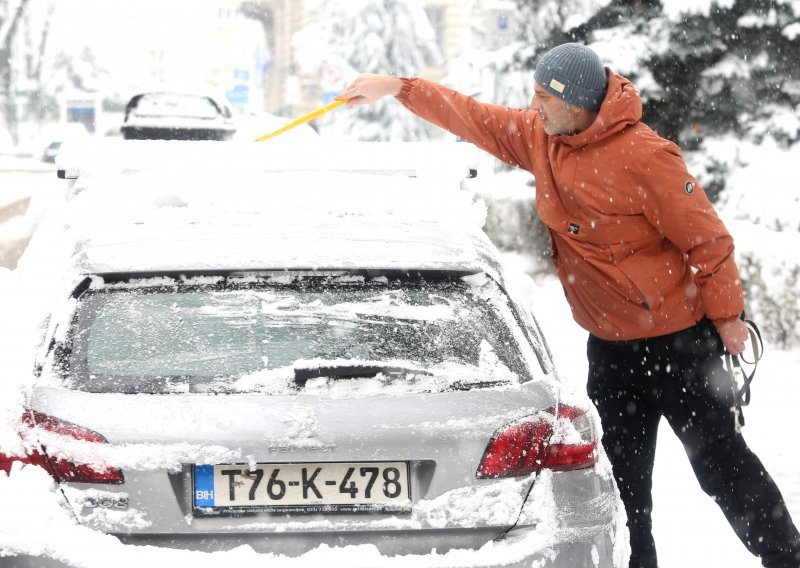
{"left": 530, "top": 95, "right": 540, "bottom": 111}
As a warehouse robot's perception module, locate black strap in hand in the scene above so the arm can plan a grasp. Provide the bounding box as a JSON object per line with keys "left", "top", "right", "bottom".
{"left": 724, "top": 320, "right": 763, "bottom": 429}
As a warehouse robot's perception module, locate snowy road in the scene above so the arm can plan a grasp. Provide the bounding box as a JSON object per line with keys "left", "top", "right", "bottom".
{"left": 0, "top": 167, "right": 60, "bottom": 269}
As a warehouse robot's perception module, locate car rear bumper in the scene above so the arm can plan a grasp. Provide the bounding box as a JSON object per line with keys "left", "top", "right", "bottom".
{"left": 120, "top": 126, "right": 235, "bottom": 141}
{"left": 3, "top": 520, "right": 622, "bottom": 568}
{"left": 115, "top": 526, "right": 507, "bottom": 556}
{"left": 116, "top": 524, "right": 621, "bottom": 567}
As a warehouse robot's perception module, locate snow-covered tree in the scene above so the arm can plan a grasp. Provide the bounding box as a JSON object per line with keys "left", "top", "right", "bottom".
{"left": 573, "top": 0, "right": 800, "bottom": 204}
{"left": 490, "top": 0, "right": 800, "bottom": 193}
{"left": 441, "top": 1, "right": 530, "bottom": 110}
{"left": 442, "top": 0, "right": 616, "bottom": 119}
{"left": 514, "top": 0, "right": 610, "bottom": 45}
{"left": 0, "top": 0, "right": 31, "bottom": 144}
{"left": 296, "top": 0, "right": 443, "bottom": 141}
{"left": 485, "top": 0, "right": 613, "bottom": 106}
{"left": 42, "top": 46, "right": 112, "bottom": 101}
{"left": 0, "top": 0, "right": 65, "bottom": 145}
{"left": 651, "top": 0, "right": 800, "bottom": 146}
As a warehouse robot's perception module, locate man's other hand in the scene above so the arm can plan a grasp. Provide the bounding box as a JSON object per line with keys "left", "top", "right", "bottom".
{"left": 336, "top": 74, "right": 403, "bottom": 105}
{"left": 715, "top": 317, "right": 749, "bottom": 356}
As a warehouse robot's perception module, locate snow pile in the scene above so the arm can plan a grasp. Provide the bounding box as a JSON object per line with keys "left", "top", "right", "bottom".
{"left": 59, "top": 182, "right": 483, "bottom": 280}
{"left": 20, "top": 138, "right": 489, "bottom": 279}
{"left": 56, "top": 139, "right": 480, "bottom": 182}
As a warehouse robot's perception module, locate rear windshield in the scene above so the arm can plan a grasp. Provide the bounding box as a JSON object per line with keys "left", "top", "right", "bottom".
{"left": 59, "top": 276, "right": 540, "bottom": 394}
{"left": 131, "top": 94, "right": 222, "bottom": 120}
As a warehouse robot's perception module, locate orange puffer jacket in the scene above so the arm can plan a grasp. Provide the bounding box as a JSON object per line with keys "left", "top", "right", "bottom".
{"left": 397, "top": 72, "right": 744, "bottom": 341}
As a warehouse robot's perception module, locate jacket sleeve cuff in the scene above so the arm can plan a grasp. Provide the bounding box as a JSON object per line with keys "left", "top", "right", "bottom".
{"left": 710, "top": 314, "right": 743, "bottom": 327}
{"left": 395, "top": 78, "right": 416, "bottom": 103}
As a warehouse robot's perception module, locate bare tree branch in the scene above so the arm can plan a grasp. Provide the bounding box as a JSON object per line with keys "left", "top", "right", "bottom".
{"left": 0, "top": 0, "right": 30, "bottom": 50}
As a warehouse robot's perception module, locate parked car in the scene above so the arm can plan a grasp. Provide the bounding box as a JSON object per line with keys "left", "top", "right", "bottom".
{"left": 121, "top": 89, "right": 236, "bottom": 141}
{"left": 1, "top": 142, "right": 624, "bottom": 567}
{"left": 38, "top": 122, "right": 90, "bottom": 163}
{"left": 40, "top": 141, "right": 63, "bottom": 163}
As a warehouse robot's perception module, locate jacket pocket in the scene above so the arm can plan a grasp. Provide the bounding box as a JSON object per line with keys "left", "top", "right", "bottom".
{"left": 615, "top": 241, "right": 686, "bottom": 312}
{"left": 615, "top": 263, "right": 654, "bottom": 310}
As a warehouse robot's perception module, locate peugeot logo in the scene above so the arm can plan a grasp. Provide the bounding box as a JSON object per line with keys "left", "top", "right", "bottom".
{"left": 267, "top": 442, "right": 337, "bottom": 453}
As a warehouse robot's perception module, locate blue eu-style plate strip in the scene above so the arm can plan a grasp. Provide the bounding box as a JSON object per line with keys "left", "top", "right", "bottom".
{"left": 193, "top": 465, "right": 215, "bottom": 507}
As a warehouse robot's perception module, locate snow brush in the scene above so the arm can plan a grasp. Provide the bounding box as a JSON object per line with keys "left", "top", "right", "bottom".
{"left": 254, "top": 99, "right": 348, "bottom": 142}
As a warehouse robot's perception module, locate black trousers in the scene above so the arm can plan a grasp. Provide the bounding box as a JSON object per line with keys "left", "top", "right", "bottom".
{"left": 587, "top": 318, "right": 800, "bottom": 568}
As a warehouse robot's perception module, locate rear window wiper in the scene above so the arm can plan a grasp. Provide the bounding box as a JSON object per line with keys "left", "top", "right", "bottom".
{"left": 293, "top": 363, "right": 431, "bottom": 388}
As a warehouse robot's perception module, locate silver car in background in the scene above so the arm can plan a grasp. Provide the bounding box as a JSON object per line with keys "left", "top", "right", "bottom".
{"left": 121, "top": 89, "right": 236, "bottom": 141}
{"left": 1, "top": 141, "right": 625, "bottom": 567}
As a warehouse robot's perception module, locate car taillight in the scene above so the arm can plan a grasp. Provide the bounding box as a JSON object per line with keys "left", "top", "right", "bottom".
{"left": 0, "top": 409, "right": 124, "bottom": 484}
{"left": 476, "top": 405, "right": 597, "bottom": 479}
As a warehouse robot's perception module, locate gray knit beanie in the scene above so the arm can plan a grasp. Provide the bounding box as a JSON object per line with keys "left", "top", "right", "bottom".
{"left": 533, "top": 43, "right": 607, "bottom": 110}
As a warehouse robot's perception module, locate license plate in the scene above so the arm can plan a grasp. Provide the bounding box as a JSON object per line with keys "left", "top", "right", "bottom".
{"left": 193, "top": 461, "right": 410, "bottom": 513}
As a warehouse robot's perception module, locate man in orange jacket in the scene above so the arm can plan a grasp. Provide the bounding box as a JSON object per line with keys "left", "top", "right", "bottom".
{"left": 337, "top": 43, "right": 800, "bottom": 568}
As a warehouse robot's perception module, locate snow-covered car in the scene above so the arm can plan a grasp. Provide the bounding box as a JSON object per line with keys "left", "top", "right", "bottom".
{"left": 38, "top": 122, "right": 91, "bottom": 163}
{"left": 121, "top": 90, "right": 236, "bottom": 141}
{"left": 1, "top": 141, "right": 625, "bottom": 567}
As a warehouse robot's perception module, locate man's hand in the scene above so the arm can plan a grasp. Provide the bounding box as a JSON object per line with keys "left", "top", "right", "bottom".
{"left": 336, "top": 74, "right": 403, "bottom": 105}
{"left": 714, "top": 317, "right": 749, "bottom": 356}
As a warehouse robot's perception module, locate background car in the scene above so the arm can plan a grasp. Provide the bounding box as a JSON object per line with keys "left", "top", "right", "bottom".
{"left": 37, "top": 122, "right": 91, "bottom": 163}
{"left": 1, "top": 141, "right": 625, "bottom": 568}
{"left": 120, "top": 88, "right": 236, "bottom": 141}
{"left": 40, "top": 141, "right": 63, "bottom": 163}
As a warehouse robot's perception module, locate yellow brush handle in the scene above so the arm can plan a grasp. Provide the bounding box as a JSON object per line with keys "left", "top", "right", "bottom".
{"left": 255, "top": 99, "right": 348, "bottom": 142}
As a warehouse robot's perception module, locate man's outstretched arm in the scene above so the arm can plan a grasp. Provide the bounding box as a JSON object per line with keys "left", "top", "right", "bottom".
{"left": 337, "top": 74, "right": 539, "bottom": 172}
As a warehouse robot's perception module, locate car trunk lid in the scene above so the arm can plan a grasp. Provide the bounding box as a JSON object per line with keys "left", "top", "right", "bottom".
{"left": 27, "top": 380, "right": 555, "bottom": 535}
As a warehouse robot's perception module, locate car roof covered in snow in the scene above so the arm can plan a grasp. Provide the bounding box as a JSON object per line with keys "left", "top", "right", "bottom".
{"left": 46, "top": 140, "right": 500, "bottom": 279}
